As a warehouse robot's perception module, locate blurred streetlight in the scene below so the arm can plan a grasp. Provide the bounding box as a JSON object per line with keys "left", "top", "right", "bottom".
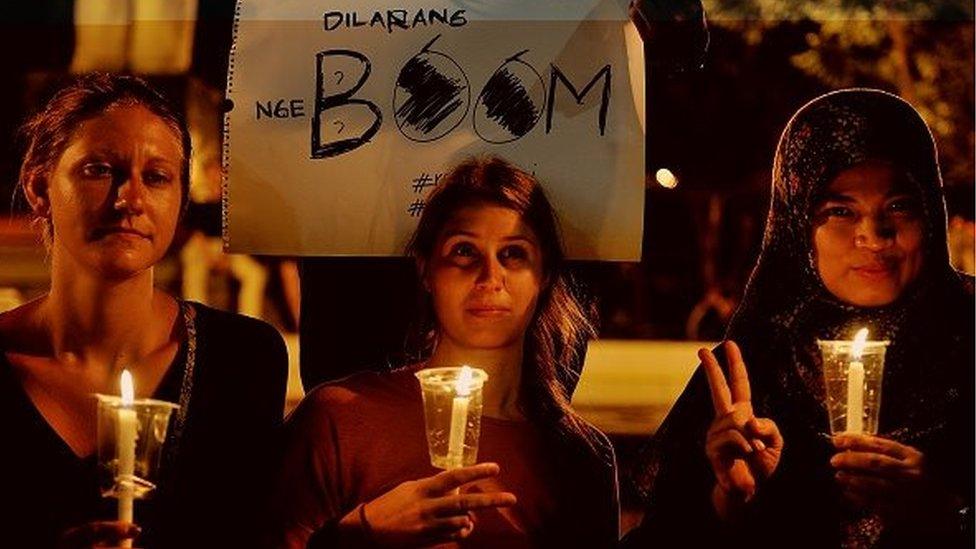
{"left": 655, "top": 168, "right": 678, "bottom": 189}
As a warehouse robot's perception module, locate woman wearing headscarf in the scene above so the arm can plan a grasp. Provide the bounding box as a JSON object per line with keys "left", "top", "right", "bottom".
{"left": 624, "top": 88, "right": 973, "bottom": 547}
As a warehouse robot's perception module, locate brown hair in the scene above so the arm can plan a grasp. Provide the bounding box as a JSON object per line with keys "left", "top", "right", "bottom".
{"left": 406, "top": 156, "right": 602, "bottom": 451}
{"left": 18, "top": 72, "right": 191, "bottom": 243}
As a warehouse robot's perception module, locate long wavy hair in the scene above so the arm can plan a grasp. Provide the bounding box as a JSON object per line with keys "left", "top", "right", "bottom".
{"left": 405, "top": 156, "right": 603, "bottom": 452}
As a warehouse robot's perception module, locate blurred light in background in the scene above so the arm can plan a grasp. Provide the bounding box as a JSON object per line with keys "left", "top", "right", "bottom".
{"left": 72, "top": 0, "right": 198, "bottom": 74}
{"left": 655, "top": 168, "right": 678, "bottom": 189}
{"left": 571, "top": 339, "right": 709, "bottom": 435}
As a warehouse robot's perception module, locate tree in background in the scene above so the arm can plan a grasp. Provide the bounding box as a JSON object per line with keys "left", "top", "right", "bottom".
{"left": 705, "top": 0, "right": 974, "bottom": 184}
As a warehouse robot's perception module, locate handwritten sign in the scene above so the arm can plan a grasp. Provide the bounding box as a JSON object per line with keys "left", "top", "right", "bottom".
{"left": 225, "top": 0, "right": 645, "bottom": 259}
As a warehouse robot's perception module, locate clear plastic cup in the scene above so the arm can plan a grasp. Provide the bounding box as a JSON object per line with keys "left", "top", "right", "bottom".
{"left": 95, "top": 395, "right": 179, "bottom": 499}
{"left": 415, "top": 366, "right": 488, "bottom": 470}
{"left": 817, "top": 339, "right": 889, "bottom": 435}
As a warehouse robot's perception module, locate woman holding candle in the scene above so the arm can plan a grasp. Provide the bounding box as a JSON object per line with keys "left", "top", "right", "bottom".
{"left": 0, "top": 73, "right": 288, "bottom": 548}
{"left": 272, "top": 157, "right": 619, "bottom": 547}
{"left": 625, "top": 89, "right": 973, "bottom": 547}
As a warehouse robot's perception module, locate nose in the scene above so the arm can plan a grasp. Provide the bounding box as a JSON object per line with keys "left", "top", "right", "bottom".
{"left": 854, "top": 214, "right": 894, "bottom": 251}
{"left": 475, "top": 256, "right": 505, "bottom": 292}
{"left": 113, "top": 171, "right": 146, "bottom": 214}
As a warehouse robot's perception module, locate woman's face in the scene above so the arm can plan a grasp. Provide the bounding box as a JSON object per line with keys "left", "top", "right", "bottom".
{"left": 812, "top": 161, "right": 925, "bottom": 307}
{"left": 44, "top": 104, "right": 184, "bottom": 279}
{"left": 426, "top": 203, "right": 545, "bottom": 351}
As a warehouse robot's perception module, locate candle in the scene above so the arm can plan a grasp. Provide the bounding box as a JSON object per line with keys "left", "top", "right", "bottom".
{"left": 117, "top": 369, "right": 137, "bottom": 546}
{"left": 446, "top": 366, "right": 473, "bottom": 470}
{"left": 846, "top": 329, "right": 868, "bottom": 433}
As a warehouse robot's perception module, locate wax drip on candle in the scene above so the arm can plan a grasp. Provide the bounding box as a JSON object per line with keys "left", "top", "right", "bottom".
{"left": 846, "top": 329, "right": 868, "bottom": 433}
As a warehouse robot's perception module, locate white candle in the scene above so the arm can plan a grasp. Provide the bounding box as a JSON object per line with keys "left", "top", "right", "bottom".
{"left": 446, "top": 366, "right": 473, "bottom": 470}
{"left": 117, "top": 369, "right": 137, "bottom": 547}
{"left": 846, "top": 329, "right": 868, "bottom": 433}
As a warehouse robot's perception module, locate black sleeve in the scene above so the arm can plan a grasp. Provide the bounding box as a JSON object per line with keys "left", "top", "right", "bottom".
{"left": 622, "top": 365, "right": 727, "bottom": 547}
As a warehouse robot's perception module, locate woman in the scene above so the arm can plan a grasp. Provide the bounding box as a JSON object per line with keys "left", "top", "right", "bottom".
{"left": 0, "top": 73, "right": 288, "bottom": 548}
{"left": 625, "top": 89, "right": 973, "bottom": 547}
{"left": 272, "top": 157, "right": 619, "bottom": 547}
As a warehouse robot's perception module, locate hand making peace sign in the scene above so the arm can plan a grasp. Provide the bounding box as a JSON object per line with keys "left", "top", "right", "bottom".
{"left": 700, "top": 341, "right": 784, "bottom": 519}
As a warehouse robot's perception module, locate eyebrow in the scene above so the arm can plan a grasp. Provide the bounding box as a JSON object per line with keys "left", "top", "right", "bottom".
{"left": 74, "top": 149, "right": 178, "bottom": 164}
{"left": 502, "top": 234, "right": 536, "bottom": 244}
{"left": 818, "top": 193, "right": 856, "bottom": 204}
{"left": 819, "top": 190, "right": 915, "bottom": 204}
{"left": 442, "top": 230, "right": 536, "bottom": 243}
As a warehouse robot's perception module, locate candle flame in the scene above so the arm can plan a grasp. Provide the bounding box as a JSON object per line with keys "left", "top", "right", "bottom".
{"left": 455, "top": 366, "right": 473, "bottom": 397}
{"left": 120, "top": 369, "right": 134, "bottom": 405}
{"left": 852, "top": 328, "right": 869, "bottom": 359}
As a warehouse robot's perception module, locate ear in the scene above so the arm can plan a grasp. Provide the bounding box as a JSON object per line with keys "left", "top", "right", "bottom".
{"left": 22, "top": 172, "right": 51, "bottom": 217}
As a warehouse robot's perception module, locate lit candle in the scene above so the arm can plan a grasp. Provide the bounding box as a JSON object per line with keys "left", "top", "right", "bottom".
{"left": 846, "top": 329, "right": 868, "bottom": 433}
{"left": 117, "top": 369, "right": 137, "bottom": 547}
{"left": 446, "top": 366, "right": 473, "bottom": 470}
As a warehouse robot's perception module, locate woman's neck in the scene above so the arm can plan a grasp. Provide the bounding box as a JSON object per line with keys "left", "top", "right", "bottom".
{"left": 44, "top": 249, "right": 167, "bottom": 373}
{"left": 428, "top": 337, "right": 525, "bottom": 421}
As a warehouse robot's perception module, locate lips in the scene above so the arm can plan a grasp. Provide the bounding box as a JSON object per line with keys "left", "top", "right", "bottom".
{"left": 466, "top": 305, "right": 512, "bottom": 317}
{"left": 94, "top": 226, "right": 150, "bottom": 240}
{"left": 851, "top": 263, "right": 896, "bottom": 279}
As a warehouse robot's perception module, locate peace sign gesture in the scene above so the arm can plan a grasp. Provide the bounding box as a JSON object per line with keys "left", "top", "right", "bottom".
{"left": 700, "top": 341, "right": 783, "bottom": 520}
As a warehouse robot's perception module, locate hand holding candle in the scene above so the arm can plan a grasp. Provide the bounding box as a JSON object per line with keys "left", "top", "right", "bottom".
{"left": 338, "top": 463, "right": 516, "bottom": 546}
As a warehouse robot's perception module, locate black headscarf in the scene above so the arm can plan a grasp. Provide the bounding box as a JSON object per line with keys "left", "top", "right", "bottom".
{"left": 730, "top": 88, "right": 956, "bottom": 343}
{"left": 626, "top": 89, "right": 973, "bottom": 548}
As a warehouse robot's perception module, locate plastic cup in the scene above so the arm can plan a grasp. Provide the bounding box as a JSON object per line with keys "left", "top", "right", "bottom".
{"left": 817, "top": 339, "right": 889, "bottom": 435}
{"left": 415, "top": 366, "right": 488, "bottom": 470}
{"left": 95, "top": 395, "right": 179, "bottom": 500}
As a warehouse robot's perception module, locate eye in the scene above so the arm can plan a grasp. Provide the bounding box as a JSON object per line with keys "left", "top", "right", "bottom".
{"left": 81, "top": 162, "right": 113, "bottom": 179}
{"left": 143, "top": 169, "right": 174, "bottom": 186}
{"left": 820, "top": 205, "right": 855, "bottom": 219}
{"left": 886, "top": 197, "right": 919, "bottom": 217}
{"left": 450, "top": 242, "right": 477, "bottom": 257}
{"left": 446, "top": 241, "right": 480, "bottom": 266}
{"left": 498, "top": 245, "right": 529, "bottom": 265}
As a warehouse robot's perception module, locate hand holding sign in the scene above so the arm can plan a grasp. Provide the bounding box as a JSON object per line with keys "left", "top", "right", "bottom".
{"left": 700, "top": 341, "right": 783, "bottom": 520}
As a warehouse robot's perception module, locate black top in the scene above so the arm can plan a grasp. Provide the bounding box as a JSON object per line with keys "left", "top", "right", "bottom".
{"left": 0, "top": 302, "right": 288, "bottom": 549}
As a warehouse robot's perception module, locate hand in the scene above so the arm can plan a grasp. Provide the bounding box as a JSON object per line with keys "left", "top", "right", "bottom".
{"left": 339, "top": 462, "right": 517, "bottom": 547}
{"left": 701, "top": 341, "right": 783, "bottom": 519}
{"left": 58, "top": 521, "right": 140, "bottom": 549}
{"left": 831, "top": 434, "right": 960, "bottom": 529}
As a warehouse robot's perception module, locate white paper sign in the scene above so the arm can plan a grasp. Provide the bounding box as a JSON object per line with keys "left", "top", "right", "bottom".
{"left": 225, "top": 0, "right": 645, "bottom": 259}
